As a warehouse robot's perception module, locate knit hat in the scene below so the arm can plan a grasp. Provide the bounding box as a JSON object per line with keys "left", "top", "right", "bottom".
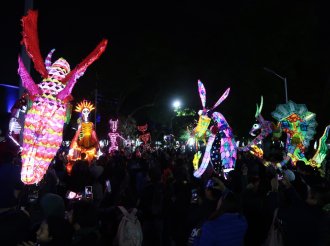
{"left": 40, "top": 193, "right": 65, "bottom": 219}
{"left": 283, "top": 169, "right": 295, "bottom": 182}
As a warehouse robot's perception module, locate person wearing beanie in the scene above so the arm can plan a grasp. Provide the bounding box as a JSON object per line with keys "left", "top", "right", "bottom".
{"left": 40, "top": 193, "right": 65, "bottom": 219}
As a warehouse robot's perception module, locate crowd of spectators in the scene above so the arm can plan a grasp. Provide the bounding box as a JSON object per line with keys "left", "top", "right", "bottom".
{"left": 0, "top": 140, "right": 330, "bottom": 245}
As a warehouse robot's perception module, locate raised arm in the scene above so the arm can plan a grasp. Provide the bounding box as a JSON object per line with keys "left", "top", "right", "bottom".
{"left": 18, "top": 56, "right": 41, "bottom": 97}
{"left": 57, "top": 39, "right": 108, "bottom": 101}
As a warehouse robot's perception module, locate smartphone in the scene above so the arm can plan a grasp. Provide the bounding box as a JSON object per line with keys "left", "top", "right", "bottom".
{"left": 105, "top": 180, "right": 112, "bottom": 193}
{"left": 85, "top": 186, "right": 93, "bottom": 200}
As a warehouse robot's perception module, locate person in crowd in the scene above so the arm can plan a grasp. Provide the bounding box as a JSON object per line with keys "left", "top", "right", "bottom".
{"left": 0, "top": 151, "right": 31, "bottom": 246}
{"left": 90, "top": 163, "right": 105, "bottom": 207}
{"left": 67, "top": 159, "right": 93, "bottom": 193}
{"left": 138, "top": 166, "right": 165, "bottom": 246}
{"left": 18, "top": 216, "right": 73, "bottom": 246}
{"left": 193, "top": 191, "right": 248, "bottom": 245}
{"left": 240, "top": 162, "right": 269, "bottom": 245}
{"left": 98, "top": 185, "right": 139, "bottom": 245}
{"left": 67, "top": 200, "right": 101, "bottom": 246}
{"left": 277, "top": 175, "right": 330, "bottom": 246}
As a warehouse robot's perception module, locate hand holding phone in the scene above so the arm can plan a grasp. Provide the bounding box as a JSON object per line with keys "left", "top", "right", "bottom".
{"left": 191, "top": 189, "right": 198, "bottom": 203}
{"left": 66, "top": 191, "right": 77, "bottom": 199}
{"left": 85, "top": 186, "right": 93, "bottom": 200}
{"left": 66, "top": 191, "right": 83, "bottom": 200}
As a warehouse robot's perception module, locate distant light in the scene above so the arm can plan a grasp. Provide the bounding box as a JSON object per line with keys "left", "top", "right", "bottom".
{"left": 0, "top": 83, "right": 19, "bottom": 89}
{"left": 187, "top": 137, "right": 195, "bottom": 146}
{"left": 172, "top": 100, "right": 181, "bottom": 109}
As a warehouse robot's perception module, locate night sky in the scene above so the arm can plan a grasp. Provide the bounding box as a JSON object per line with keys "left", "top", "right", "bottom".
{"left": 1, "top": 1, "right": 330, "bottom": 139}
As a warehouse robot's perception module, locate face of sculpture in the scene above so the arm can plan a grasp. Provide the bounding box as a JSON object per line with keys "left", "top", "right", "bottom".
{"left": 48, "top": 58, "right": 70, "bottom": 81}
{"left": 82, "top": 108, "right": 90, "bottom": 122}
{"left": 249, "top": 123, "right": 261, "bottom": 136}
{"left": 109, "top": 120, "right": 118, "bottom": 132}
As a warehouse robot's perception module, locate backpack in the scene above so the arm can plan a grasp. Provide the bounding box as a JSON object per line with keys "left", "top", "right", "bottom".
{"left": 114, "top": 206, "right": 143, "bottom": 246}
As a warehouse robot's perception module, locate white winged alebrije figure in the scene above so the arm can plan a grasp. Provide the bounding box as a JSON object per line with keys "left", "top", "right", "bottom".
{"left": 18, "top": 10, "right": 108, "bottom": 184}
{"left": 193, "top": 80, "right": 236, "bottom": 178}
{"left": 238, "top": 96, "right": 274, "bottom": 158}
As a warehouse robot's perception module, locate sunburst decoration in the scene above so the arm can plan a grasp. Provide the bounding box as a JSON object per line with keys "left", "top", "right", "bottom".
{"left": 75, "top": 100, "right": 95, "bottom": 113}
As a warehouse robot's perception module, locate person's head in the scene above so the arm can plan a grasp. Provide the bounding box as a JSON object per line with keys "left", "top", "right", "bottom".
{"left": 210, "top": 191, "right": 242, "bottom": 220}
{"left": 248, "top": 175, "right": 261, "bottom": 189}
{"left": 36, "top": 216, "right": 73, "bottom": 245}
{"left": 68, "top": 200, "right": 98, "bottom": 230}
{"left": 90, "top": 164, "right": 104, "bottom": 181}
{"left": 296, "top": 161, "right": 307, "bottom": 174}
{"left": 80, "top": 152, "right": 87, "bottom": 161}
{"left": 40, "top": 193, "right": 65, "bottom": 219}
{"left": 71, "top": 159, "right": 90, "bottom": 175}
{"left": 306, "top": 185, "right": 329, "bottom": 207}
{"left": 214, "top": 192, "right": 242, "bottom": 217}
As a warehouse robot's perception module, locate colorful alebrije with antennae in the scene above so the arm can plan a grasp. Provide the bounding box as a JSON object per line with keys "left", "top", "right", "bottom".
{"left": 193, "top": 80, "right": 236, "bottom": 178}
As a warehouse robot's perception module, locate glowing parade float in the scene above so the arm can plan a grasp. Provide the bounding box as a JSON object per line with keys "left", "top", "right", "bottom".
{"left": 238, "top": 96, "right": 275, "bottom": 159}
{"left": 67, "top": 101, "right": 100, "bottom": 169}
{"left": 192, "top": 80, "right": 237, "bottom": 178}
{"left": 108, "top": 119, "right": 126, "bottom": 154}
{"left": 271, "top": 100, "right": 330, "bottom": 168}
{"left": 137, "top": 124, "right": 151, "bottom": 151}
{"left": 18, "top": 10, "right": 108, "bottom": 184}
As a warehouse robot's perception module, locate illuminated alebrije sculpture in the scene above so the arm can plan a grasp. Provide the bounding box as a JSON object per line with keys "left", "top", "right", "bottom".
{"left": 193, "top": 80, "right": 236, "bottom": 178}
{"left": 272, "top": 100, "right": 330, "bottom": 167}
{"left": 68, "top": 100, "right": 99, "bottom": 164}
{"left": 108, "top": 119, "right": 125, "bottom": 153}
{"left": 19, "top": 10, "right": 108, "bottom": 184}
{"left": 238, "top": 96, "right": 274, "bottom": 157}
{"left": 137, "top": 124, "right": 151, "bottom": 146}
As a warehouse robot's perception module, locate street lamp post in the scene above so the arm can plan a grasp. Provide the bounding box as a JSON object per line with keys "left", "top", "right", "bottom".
{"left": 264, "top": 67, "right": 288, "bottom": 103}
{"left": 170, "top": 100, "right": 181, "bottom": 133}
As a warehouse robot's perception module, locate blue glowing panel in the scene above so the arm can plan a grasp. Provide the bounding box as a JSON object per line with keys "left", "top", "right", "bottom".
{"left": 0, "top": 84, "right": 19, "bottom": 113}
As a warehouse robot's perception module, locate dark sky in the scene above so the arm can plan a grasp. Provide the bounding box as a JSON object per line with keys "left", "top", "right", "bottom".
{"left": 1, "top": 0, "right": 330, "bottom": 138}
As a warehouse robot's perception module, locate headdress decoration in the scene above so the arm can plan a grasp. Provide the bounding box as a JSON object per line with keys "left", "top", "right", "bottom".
{"left": 75, "top": 100, "right": 95, "bottom": 113}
